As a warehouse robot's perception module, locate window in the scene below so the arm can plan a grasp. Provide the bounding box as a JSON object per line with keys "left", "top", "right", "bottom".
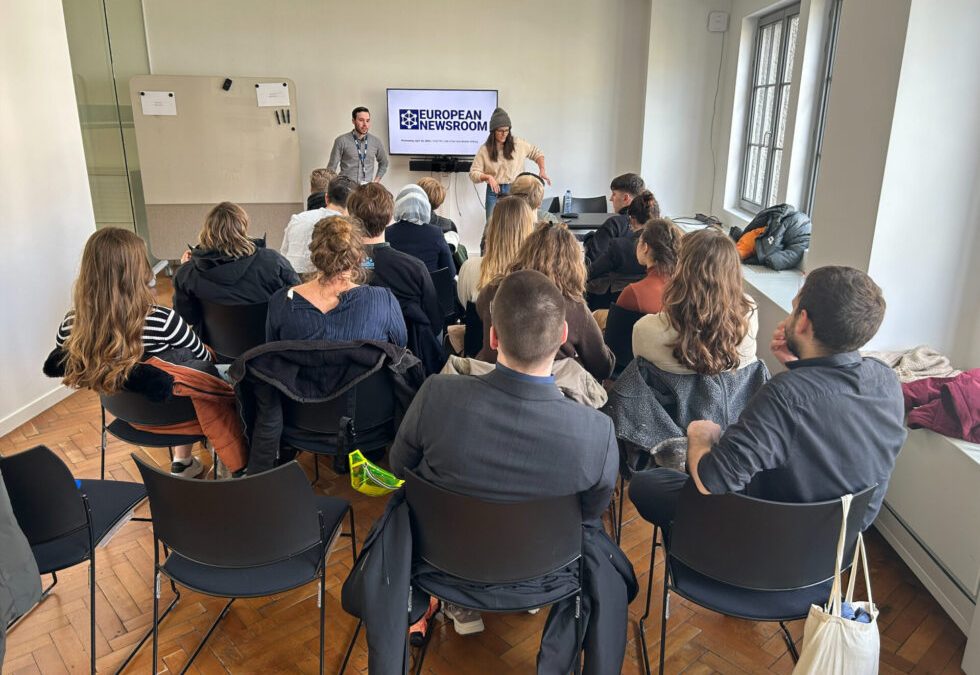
{"left": 739, "top": 4, "right": 801, "bottom": 213}
{"left": 802, "top": 0, "right": 844, "bottom": 216}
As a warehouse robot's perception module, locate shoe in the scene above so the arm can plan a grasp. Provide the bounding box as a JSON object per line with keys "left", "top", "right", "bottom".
{"left": 409, "top": 596, "right": 440, "bottom": 646}
{"left": 442, "top": 603, "right": 484, "bottom": 635}
{"left": 527, "top": 608, "right": 541, "bottom": 615}
{"left": 170, "top": 457, "right": 203, "bottom": 479}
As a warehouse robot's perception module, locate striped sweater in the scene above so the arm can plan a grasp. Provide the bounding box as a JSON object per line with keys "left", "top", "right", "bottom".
{"left": 56, "top": 305, "right": 210, "bottom": 362}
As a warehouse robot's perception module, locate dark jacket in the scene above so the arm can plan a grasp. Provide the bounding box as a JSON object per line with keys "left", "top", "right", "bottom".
{"left": 228, "top": 340, "right": 425, "bottom": 474}
{"left": 602, "top": 357, "right": 771, "bottom": 473}
{"left": 173, "top": 239, "right": 299, "bottom": 336}
{"left": 385, "top": 220, "right": 456, "bottom": 275}
{"left": 586, "top": 230, "right": 646, "bottom": 295}
{"left": 0, "top": 472, "right": 41, "bottom": 659}
{"left": 307, "top": 191, "right": 326, "bottom": 210}
{"left": 429, "top": 213, "right": 457, "bottom": 235}
{"left": 583, "top": 209, "right": 630, "bottom": 264}
{"left": 739, "top": 203, "right": 812, "bottom": 271}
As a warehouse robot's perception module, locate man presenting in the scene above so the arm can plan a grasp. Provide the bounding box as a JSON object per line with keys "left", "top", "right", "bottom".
{"left": 327, "top": 106, "right": 389, "bottom": 184}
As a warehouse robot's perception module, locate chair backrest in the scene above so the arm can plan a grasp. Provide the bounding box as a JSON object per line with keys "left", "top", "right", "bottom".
{"left": 670, "top": 481, "right": 877, "bottom": 591}
{"left": 283, "top": 368, "right": 396, "bottom": 438}
{"left": 133, "top": 455, "right": 322, "bottom": 567}
{"left": 463, "top": 302, "right": 484, "bottom": 358}
{"left": 100, "top": 390, "right": 198, "bottom": 426}
{"left": 430, "top": 267, "right": 456, "bottom": 322}
{"left": 604, "top": 303, "right": 644, "bottom": 372}
{"left": 544, "top": 196, "right": 561, "bottom": 214}
{"left": 404, "top": 470, "right": 582, "bottom": 584}
{"left": 199, "top": 300, "right": 269, "bottom": 360}
{"left": 569, "top": 196, "right": 608, "bottom": 214}
{"left": 0, "top": 445, "right": 88, "bottom": 545}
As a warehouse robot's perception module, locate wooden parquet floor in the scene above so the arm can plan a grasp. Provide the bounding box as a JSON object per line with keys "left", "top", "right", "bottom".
{"left": 0, "top": 277, "right": 967, "bottom": 674}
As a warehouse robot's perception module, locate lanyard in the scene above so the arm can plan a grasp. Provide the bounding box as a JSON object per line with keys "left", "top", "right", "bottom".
{"left": 353, "top": 132, "right": 369, "bottom": 182}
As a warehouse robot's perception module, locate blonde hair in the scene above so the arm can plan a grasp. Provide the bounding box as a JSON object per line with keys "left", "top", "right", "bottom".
{"left": 199, "top": 202, "right": 256, "bottom": 258}
{"left": 310, "top": 168, "right": 335, "bottom": 193}
{"left": 509, "top": 222, "right": 585, "bottom": 301}
{"left": 62, "top": 228, "right": 154, "bottom": 394}
{"left": 663, "top": 227, "right": 752, "bottom": 374}
{"left": 310, "top": 215, "right": 367, "bottom": 284}
{"left": 479, "top": 196, "right": 534, "bottom": 290}
{"left": 416, "top": 177, "right": 446, "bottom": 209}
{"left": 509, "top": 174, "right": 545, "bottom": 210}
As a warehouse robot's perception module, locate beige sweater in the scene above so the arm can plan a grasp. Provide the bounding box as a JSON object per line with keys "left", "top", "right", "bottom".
{"left": 632, "top": 296, "right": 759, "bottom": 374}
{"left": 468, "top": 137, "right": 543, "bottom": 184}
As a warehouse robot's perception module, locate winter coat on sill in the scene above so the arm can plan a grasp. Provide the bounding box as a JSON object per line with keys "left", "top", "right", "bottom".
{"left": 731, "top": 203, "right": 812, "bottom": 271}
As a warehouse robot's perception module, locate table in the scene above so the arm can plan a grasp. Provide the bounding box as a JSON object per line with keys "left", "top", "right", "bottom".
{"left": 559, "top": 212, "right": 612, "bottom": 230}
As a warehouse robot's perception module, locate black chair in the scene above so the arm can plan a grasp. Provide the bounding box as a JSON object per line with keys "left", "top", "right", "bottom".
{"left": 603, "top": 303, "right": 644, "bottom": 378}
{"left": 341, "top": 470, "right": 585, "bottom": 674}
{"left": 0, "top": 445, "right": 147, "bottom": 674}
{"left": 100, "top": 390, "right": 208, "bottom": 479}
{"left": 282, "top": 369, "right": 397, "bottom": 481}
{"left": 544, "top": 196, "right": 561, "bottom": 214}
{"left": 199, "top": 299, "right": 269, "bottom": 363}
{"left": 430, "top": 267, "right": 457, "bottom": 326}
{"left": 569, "top": 196, "right": 608, "bottom": 214}
{"left": 126, "top": 456, "right": 355, "bottom": 675}
{"left": 639, "top": 482, "right": 877, "bottom": 675}
{"left": 462, "top": 301, "right": 484, "bottom": 358}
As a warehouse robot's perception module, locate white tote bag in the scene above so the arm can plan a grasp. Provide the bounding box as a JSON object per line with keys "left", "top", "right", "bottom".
{"left": 793, "top": 494, "right": 880, "bottom": 675}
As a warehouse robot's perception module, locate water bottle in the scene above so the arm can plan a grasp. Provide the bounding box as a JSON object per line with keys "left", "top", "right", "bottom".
{"left": 563, "top": 189, "right": 572, "bottom": 214}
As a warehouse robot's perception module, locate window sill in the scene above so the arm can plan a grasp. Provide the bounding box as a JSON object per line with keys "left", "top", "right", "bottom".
{"left": 741, "top": 264, "right": 803, "bottom": 314}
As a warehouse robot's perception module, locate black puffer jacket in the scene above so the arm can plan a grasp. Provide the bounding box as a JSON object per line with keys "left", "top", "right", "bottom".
{"left": 740, "top": 203, "right": 812, "bottom": 271}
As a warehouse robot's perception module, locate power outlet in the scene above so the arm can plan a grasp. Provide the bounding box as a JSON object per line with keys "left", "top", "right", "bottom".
{"left": 708, "top": 10, "right": 729, "bottom": 33}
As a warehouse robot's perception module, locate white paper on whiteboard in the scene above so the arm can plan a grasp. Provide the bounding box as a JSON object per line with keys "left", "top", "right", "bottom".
{"left": 140, "top": 91, "right": 177, "bottom": 116}
{"left": 256, "top": 82, "right": 290, "bottom": 108}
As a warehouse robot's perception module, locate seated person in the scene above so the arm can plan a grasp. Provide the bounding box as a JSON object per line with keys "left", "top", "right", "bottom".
{"left": 586, "top": 190, "right": 659, "bottom": 308}
{"left": 615, "top": 217, "right": 681, "bottom": 314}
{"left": 281, "top": 175, "right": 355, "bottom": 275}
{"left": 306, "top": 167, "right": 336, "bottom": 210}
{"left": 509, "top": 172, "right": 561, "bottom": 224}
{"left": 629, "top": 266, "right": 906, "bottom": 533}
{"left": 56, "top": 228, "right": 213, "bottom": 478}
{"left": 390, "top": 269, "right": 618, "bottom": 635}
{"left": 385, "top": 185, "right": 456, "bottom": 274}
{"left": 416, "top": 177, "right": 457, "bottom": 234}
{"left": 632, "top": 226, "right": 758, "bottom": 374}
{"left": 456, "top": 196, "right": 534, "bottom": 306}
{"left": 266, "top": 215, "right": 407, "bottom": 346}
{"left": 477, "top": 223, "right": 615, "bottom": 381}
{"left": 584, "top": 173, "right": 646, "bottom": 263}
{"left": 173, "top": 202, "right": 299, "bottom": 336}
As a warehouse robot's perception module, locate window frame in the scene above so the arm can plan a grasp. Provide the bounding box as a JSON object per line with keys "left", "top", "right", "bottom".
{"left": 738, "top": 3, "right": 802, "bottom": 214}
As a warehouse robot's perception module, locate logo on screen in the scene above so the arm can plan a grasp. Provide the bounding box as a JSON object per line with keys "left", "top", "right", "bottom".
{"left": 399, "top": 109, "right": 420, "bottom": 130}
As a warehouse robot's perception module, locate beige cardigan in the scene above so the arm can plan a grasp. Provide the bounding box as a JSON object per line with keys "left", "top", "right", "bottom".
{"left": 468, "top": 137, "right": 543, "bottom": 185}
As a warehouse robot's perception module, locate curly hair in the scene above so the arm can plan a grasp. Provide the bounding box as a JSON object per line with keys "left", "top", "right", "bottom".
{"left": 508, "top": 222, "right": 585, "bottom": 301}
{"left": 309, "top": 215, "right": 366, "bottom": 284}
{"left": 639, "top": 218, "right": 682, "bottom": 277}
{"left": 663, "top": 227, "right": 752, "bottom": 374}
{"left": 62, "top": 228, "right": 155, "bottom": 394}
{"left": 627, "top": 190, "right": 661, "bottom": 225}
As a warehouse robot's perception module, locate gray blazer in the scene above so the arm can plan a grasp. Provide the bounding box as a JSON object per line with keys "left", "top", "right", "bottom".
{"left": 389, "top": 368, "right": 619, "bottom": 522}
{"left": 0, "top": 470, "right": 41, "bottom": 660}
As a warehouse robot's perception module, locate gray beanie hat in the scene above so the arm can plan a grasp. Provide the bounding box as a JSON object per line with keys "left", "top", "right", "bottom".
{"left": 489, "top": 107, "right": 512, "bottom": 130}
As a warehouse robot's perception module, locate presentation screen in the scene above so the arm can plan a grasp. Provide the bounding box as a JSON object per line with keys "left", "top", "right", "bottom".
{"left": 387, "top": 89, "right": 498, "bottom": 156}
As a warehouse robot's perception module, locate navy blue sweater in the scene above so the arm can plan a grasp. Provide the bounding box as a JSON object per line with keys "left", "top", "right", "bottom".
{"left": 385, "top": 220, "right": 456, "bottom": 275}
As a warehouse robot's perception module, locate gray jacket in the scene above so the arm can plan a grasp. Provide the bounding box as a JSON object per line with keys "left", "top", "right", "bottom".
{"left": 746, "top": 203, "right": 812, "bottom": 271}
{"left": 0, "top": 470, "right": 41, "bottom": 660}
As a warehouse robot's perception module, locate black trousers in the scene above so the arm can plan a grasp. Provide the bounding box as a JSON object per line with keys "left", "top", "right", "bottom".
{"left": 628, "top": 468, "right": 690, "bottom": 530}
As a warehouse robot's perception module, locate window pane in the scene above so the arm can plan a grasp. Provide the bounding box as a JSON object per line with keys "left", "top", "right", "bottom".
{"left": 762, "top": 85, "right": 777, "bottom": 142}
{"left": 770, "top": 149, "right": 783, "bottom": 206}
{"left": 776, "top": 84, "right": 790, "bottom": 148}
{"left": 744, "top": 146, "right": 760, "bottom": 202}
{"left": 784, "top": 16, "right": 800, "bottom": 83}
{"left": 750, "top": 87, "right": 766, "bottom": 143}
{"left": 757, "top": 26, "right": 773, "bottom": 86}
{"left": 768, "top": 22, "right": 783, "bottom": 84}
{"left": 755, "top": 146, "right": 770, "bottom": 204}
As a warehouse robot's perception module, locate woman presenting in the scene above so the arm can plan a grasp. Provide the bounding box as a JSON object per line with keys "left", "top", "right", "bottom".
{"left": 469, "top": 107, "right": 550, "bottom": 220}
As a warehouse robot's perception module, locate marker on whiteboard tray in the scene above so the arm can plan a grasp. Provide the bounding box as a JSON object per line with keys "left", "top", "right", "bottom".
{"left": 275, "top": 110, "right": 280, "bottom": 124}
{"left": 286, "top": 109, "right": 290, "bottom": 123}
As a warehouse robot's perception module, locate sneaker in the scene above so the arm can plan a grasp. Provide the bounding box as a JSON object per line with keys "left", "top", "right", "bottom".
{"left": 409, "top": 596, "right": 440, "bottom": 647}
{"left": 170, "top": 457, "right": 203, "bottom": 479}
{"left": 442, "top": 603, "right": 484, "bottom": 635}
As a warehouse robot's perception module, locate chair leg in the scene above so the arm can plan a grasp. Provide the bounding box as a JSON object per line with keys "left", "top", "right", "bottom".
{"left": 167, "top": 446, "right": 174, "bottom": 462}
{"left": 616, "top": 475, "right": 626, "bottom": 544}
{"left": 573, "top": 592, "right": 583, "bottom": 675}
{"left": 100, "top": 406, "right": 107, "bottom": 480}
{"left": 89, "top": 559, "right": 96, "bottom": 674}
{"left": 779, "top": 621, "right": 800, "bottom": 661}
{"left": 338, "top": 620, "right": 362, "bottom": 675}
{"left": 152, "top": 571, "right": 160, "bottom": 674}
{"left": 318, "top": 569, "right": 326, "bottom": 675}
{"left": 637, "top": 527, "right": 658, "bottom": 675}
{"left": 658, "top": 570, "right": 669, "bottom": 675}
{"left": 179, "top": 598, "right": 235, "bottom": 674}
{"left": 347, "top": 508, "right": 358, "bottom": 563}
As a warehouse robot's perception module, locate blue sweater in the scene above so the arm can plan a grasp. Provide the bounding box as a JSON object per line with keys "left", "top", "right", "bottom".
{"left": 385, "top": 220, "right": 456, "bottom": 275}
{"left": 266, "top": 285, "right": 407, "bottom": 347}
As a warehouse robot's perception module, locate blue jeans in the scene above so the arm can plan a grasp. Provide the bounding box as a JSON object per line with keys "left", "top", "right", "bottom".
{"left": 485, "top": 183, "right": 510, "bottom": 221}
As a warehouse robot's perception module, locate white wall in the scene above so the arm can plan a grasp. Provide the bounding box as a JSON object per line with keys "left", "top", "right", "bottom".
{"left": 141, "top": 0, "right": 651, "bottom": 251}
{"left": 0, "top": 0, "right": 96, "bottom": 435}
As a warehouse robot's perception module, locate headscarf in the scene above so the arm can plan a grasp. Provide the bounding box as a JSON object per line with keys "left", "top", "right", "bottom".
{"left": 394, "top": 185, "right": 432, "bottom": 226}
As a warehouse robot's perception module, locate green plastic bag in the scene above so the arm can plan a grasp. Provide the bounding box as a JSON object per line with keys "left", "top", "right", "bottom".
{"left": 349, "top": 449, "right": 404, "bottom": 497}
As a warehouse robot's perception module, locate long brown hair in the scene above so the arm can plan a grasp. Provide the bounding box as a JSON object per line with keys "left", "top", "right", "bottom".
{"left": 479, "top": 196, "right": 535, "bottom": 290}
{"left": 663, "top": 227, "right": 752, "bottom": 374}
{"left": 508, "top": 222, "right": 585, "bottom": 301}
{"left": 199, "top": 202, "right": 256, "bottom": 258}
{"left": 62, "top": 228, "right": 155, "bottom": 394}
{"left": 485, "top": 130, "right": 515, "bottom": 162}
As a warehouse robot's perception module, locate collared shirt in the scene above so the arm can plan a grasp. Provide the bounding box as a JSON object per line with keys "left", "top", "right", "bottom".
{"left": 327, "top": 131, "right": 389, "bottom": 183}
{"left": 697, "top": 351, "right": 907, "bottom": 530}
{"left": 495, "top": 362, "right": 556, "bottom": 385}
{"left": 280, "top": 207, "right": 341, "bottom": 273}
